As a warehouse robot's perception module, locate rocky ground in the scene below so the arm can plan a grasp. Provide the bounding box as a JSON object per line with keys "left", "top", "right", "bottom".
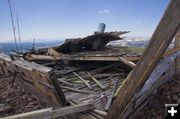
{"left": 0, "top": 77, "right": 45, "bottom": 118}
{"left": 133, "top": 76, "right": 180, "bottom": 119}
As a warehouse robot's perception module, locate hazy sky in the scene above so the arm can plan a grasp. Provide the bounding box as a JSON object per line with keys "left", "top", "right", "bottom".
{"left": 0, "top": 0, "right": 169, "bottom": 42}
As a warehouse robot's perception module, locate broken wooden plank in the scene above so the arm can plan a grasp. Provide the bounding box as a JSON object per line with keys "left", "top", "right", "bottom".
{"left": 66, "top": 73, "right": 122, "bottom": 81}
{"left": 106, "top": 0, "right": 180, "bottom": 118}
{"left": 57, "top": 78, "right": 74, "bottom": 87}
{"left": 86, "top": 71, "right": 106, "bottom": 89}
{"left": 24, "top": 54, "right": 140, "bottom": 62}
{"left": 118, "top": 57, "right": 136, "bottom": 68}
{"left": 163, "top": 46, "right": 180, "bottom": 57}
{"left": 104, "top": 79, "right": 118, "bottom": 110}
{"left": 73, "top": 72, "right": 92, "bottom": 90}
{"left": 61, "top": 85, "right": 90, "bottom": 94}
{"left": 2, "top": 103, "right": 94, "bottom": 119}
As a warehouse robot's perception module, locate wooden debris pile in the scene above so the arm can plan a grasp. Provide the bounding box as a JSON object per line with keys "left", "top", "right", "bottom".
{"left": 55, "top": 31, "right": 129, "bottom": 53}
{"left": 22, "top": 23, "right": 141, "bottom": 65}
{"left": 41, "top": 60, "right": 130, "bottom": 109}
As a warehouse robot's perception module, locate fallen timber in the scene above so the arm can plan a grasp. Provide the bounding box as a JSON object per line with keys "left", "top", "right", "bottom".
{"left": 0, "top": 52, "right": 130, "bottom": 118}
{"left": 1, "top": 51, "right": 180, "bottom": 119}
{"left": 24, "top": 52, "right": 140, "bottom": 62}
{"left": 2, "top": 103, "right": 94, "bottom": 119}
{"left": 1, "top": 1, "right": 180, "bottom": 118}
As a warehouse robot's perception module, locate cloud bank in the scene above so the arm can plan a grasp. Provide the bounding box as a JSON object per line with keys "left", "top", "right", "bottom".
{"left": 98, "top": 9, "right": 110, "bottom": 14}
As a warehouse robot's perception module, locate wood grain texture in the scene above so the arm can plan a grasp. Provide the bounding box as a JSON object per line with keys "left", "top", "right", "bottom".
{"left": 0, "top": 53, "right": 66, "bottom": 107}
{"left": 175, "top": 27, "right": 180, "bottom": 48}
{"left": 2, "top": 103, "right": 94, "bottom": 119}
{"left": 106, "top": 0, "right": 180, "bottom": 119}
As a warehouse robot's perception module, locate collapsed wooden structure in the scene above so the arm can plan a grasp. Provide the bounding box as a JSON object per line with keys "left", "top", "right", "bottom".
{"left": 0, "top": 0, "right": 180, "bottom": 118}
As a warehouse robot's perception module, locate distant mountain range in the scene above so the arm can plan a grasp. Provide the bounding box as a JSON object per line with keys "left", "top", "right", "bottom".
{"left": 0, "top": 40, "right": 63, "bottom": 53}
{"left": 108, "top": 36, "right": 175, "bottom": 48}
{"left": 0, "top": 37, "right": 175, "bottom": 53}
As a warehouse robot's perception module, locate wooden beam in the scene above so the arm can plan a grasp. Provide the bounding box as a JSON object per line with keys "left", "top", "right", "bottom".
{"left": 24, "top": 54, "right": 140, "bottom": 62}
{"left": 106, "top": 0, "right": 180, "bottom": 119}
{"left": 163, "top": 46, "right": 180, "bottom": 57}
{"left": 118, "top": 57, "right": 136, "bottom": 68}
{"left": 174, "top": 27, "right": 180, "bottom": 48}
{"left": 2, "top": 103, "right": 94, "bottom": 119}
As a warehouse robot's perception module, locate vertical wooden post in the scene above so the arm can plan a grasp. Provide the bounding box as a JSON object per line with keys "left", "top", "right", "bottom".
{"left": 106, "top": 0, "right": 180, "bottom": 119}
{"left": 174, "top": 27, "right": 180, "bottom": 48}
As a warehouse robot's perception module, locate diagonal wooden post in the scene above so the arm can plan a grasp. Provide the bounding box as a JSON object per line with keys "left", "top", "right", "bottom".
{"left": 106, "top": 0, "right": 180, "bottom": 119}
{"left": 175, "top": 27, "right": 180, "bottom": 48}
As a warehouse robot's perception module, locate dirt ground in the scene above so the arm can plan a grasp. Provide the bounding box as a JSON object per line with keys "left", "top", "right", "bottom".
{"left": 133, "top": 76, "right": 180, "bottom": 119}
{"left": 0, "top": 77, "right": 45, "bottom": 118}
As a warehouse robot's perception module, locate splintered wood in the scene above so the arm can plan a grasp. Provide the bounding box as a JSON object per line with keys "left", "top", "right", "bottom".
{"left": 0, "top": 53, "right": 66, "bottom": 107}
{"left": 48, "top": 61, "right": 129, "bottom": 112}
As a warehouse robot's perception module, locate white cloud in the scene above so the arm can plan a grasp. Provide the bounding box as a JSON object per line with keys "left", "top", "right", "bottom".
{"left": 98, "top": 9, "right": 110, "bottom": 14}
{"left": 135, "top": 21, "right": 142, "bottom": 24}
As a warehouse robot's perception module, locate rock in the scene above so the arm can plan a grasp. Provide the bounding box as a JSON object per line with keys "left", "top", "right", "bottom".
{"left": 156, "top": 115, "right": 163, "bottom": 119}
{"left": 170, "top": 86, "right": 180, "bottom": 94}
{"left": 162, "top": 90, "right": 171, "bottom": 96}
{"left": 171, "top": 94, "right": 179, "bottom": 102}
{"left": 0, "top": 105, "right": 13, "bottom": 113}
{"left": 149, "top": 99, "right": 161, "bottom": 109}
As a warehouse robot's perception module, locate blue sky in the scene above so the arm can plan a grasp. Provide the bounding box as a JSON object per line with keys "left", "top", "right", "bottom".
{"left": 0, "top": 0, "right": 169, "bottom": 42}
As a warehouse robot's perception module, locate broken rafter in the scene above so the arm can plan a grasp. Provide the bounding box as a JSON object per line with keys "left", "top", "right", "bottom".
{"left": 118, "top": 57, "right": 136, "bottom": 68}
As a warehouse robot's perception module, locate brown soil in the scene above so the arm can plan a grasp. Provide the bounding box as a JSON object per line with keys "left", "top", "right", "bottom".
{"left": 133, "top": 77, "right": 180, "bottom": 119}
{"left": 0, "top": 77, "right": 45, "bottom": 118}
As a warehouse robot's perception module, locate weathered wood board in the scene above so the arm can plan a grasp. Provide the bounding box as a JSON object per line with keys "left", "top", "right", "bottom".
{"left": 0, "top": 53, "right": 66, "bottom": 107}
{"left": 1, "top": 103, "right": 94, "bottom": 119}
{"left": 106, "top": 0, "right": 180, "bottom": 118}
{"left": 175, "top": 27, "right": 180, "bottom": 48}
